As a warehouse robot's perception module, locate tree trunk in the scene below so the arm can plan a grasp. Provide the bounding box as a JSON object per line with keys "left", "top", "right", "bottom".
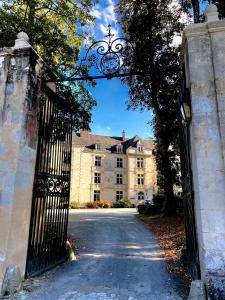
{"left": 28, "top": 0, "right": 36, "bottom": 26}
{"left": 156, "top": 118, "right": 176, "bottom": 215}
{"left": 191, "top": 0, "right": 200, "bottom": 23}
{"left": 162, "top": 149, "right": 176, "bottom": 215}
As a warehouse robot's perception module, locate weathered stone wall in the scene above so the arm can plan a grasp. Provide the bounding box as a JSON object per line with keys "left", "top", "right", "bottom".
{"left": 184, "top": 5, "right": 225, "bottom": 299}
{"left": 0, "top": 45, "right": 40, "bottom": 292}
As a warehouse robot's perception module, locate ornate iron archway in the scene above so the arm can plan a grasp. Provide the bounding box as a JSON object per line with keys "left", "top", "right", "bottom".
{"left": 49, "top": 25, "right": 147, "bottom": 82}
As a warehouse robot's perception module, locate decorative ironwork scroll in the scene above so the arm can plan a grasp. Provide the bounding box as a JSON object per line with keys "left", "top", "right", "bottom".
{"left": 56, "top": 25, "right": 135, "bottom": 81}
{"left": 83, "top": 25, "right": 133, "bottom": 77}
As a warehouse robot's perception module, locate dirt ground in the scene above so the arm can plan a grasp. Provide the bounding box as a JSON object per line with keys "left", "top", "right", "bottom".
{"left": 138, "top": 214, "right": 191, "bottom": 285}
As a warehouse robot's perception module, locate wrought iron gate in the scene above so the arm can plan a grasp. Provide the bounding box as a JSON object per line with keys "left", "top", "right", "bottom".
{"left": 179, "top": 112, "right": 200, "bottom": 280}
{"left": 26, "top": 85, "right": 72, "bottom": 277}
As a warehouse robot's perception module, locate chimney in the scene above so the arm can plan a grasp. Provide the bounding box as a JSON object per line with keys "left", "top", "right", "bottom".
{"left": 122, "top": 130, "right": 126, "bottom": 141}
{"left": 80, "top": 129, "right": 89, "bottom": 139}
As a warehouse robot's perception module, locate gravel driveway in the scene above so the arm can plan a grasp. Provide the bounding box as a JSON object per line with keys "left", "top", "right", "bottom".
{"left": 13, "top": 208, "right": 187, "bottom": 300}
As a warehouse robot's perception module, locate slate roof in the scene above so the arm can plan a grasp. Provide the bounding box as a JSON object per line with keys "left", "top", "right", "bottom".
{"left": 72, "top": 132, "right": 154, "bottom": 153}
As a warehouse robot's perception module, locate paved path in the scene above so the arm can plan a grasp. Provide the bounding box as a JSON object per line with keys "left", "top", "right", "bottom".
{"left": 14, "top": 209, "right": 187, "bottom": 300}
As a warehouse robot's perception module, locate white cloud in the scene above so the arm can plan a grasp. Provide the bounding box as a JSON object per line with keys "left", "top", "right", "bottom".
{"left": 91, "top": 7, "right": 102, "bottom": 19}
{"left": 99, "top": 24, "right": 108, "bottom": 35}
{"left": 103, "top": 0, "right": 117, "bottom": 25}
{"left": 107, "top": 126, "right": 111, "bottom": 131}
{"left": 95, "top": 0, "right": 119, "bottom": 40}
{"left": 91, "top": 0, "right": 117, "bottom": 26}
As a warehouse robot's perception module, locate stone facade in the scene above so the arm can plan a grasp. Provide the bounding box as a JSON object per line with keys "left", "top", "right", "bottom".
{"left": 70, "top": 131, "right": 157, "bottom": 205}
{"left": 0, "top": 38, "right": 41, "bottom": 293}
{"left": 184, "top": 5, "right": 225, "bottom": 299}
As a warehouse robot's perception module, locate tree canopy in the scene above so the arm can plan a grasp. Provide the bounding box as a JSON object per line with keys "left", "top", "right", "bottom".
{"left": 0, "top": 0, "right": 97, "bottom": 130}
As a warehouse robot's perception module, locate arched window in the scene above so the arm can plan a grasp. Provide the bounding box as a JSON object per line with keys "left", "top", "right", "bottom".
{"left": 138, "top": 191, "right": 144, "bottom": 200}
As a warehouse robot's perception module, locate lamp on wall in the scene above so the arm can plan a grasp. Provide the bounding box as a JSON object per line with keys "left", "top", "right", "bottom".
{"left": 180, "top": 87, "right": 191, "bottom": 122}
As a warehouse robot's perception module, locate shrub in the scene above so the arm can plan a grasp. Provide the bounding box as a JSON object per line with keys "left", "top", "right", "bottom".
{"left": 152, "top": 195, "right": 166, "bottom": 210}
{"left": 137, "top": 204, "right": 146, "bottom": 214}
{"left": 69, "top": 201, "right": 80, "bottom": 209}
{"left": 144, "top": 205, "right": 158, "bottom": 215}
{"left": 85, "top": 200, "right": 112, "bottom": 209}
{"left": 113, "top": 199, "right": 132, "bottom": 208}
{"left": 137, "top": 204, "right": 158, "bottom": 215}
{"left": 174, "top": 195, "right": 183, "bottom": 212}
{"left": 85, "top": 202, "right": 99, "bottom": 208}
{"left": 61, "top": 202, "right": 69, "bottom": 209}
{"left": 97, "top": 199, "right": 112, "bottom": 208}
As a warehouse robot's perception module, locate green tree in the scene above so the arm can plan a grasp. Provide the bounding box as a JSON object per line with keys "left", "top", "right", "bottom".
{"left": 0, "top": 0, "right": 97, "bottom": 129}
{"left": 118, "top": 0, "right": 183, "bottom": 214}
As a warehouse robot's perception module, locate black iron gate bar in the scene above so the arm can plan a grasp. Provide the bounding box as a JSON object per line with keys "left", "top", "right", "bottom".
{"left": 179, "top": 84, "right": 200, "bottom": 280}
{"left": 46, "top": 68, "right": 179, "bottom": 83}
{"left": 26, "top": 85, "right": 72, "bottom": 277}
{"left": 47, "top": 72, "right": 150, "bottom": 82}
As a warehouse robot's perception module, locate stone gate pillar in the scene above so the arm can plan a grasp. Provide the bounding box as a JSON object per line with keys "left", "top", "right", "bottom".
{"left": 183, "top": 5, "right": 225, "bottom": 299}
{"left": 0, "top": 33, "right": 41, "bottom": 294}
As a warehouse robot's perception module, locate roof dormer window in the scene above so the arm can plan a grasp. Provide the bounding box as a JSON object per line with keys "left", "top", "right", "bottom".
{"left": 138, "top": 145, "right": 144, "bottom": 152}
{"left": 95, "top": 143, "right": 101, "bottom": 150}
{"left": 117, "top": 145, "right": 122, "bottom": 153}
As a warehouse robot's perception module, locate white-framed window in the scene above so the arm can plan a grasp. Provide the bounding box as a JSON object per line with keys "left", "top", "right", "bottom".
{"left": 94, "top": 190, "right": 100, "bottom": 201}
{"left": 138, "top": 191, "right": 144, "bottom": 200}
{"left": 117, "top": 145, "right": 122, "bottom": 153}
{"left": 116, "top": 174, "right": 123, "bottom": 185}
{"left": 138, "top": 145, "right": 144, "bottom": 152}
{"left": 95, "top": 143, "right": 101, "bottom": 150}
{"left": 116, "top": 191, "right": 123, "bottom": 200}
{"left": 94, "top": 172, "right": 101, "bottom": 184}
{"left": 137, "top": 174, "right": 144, "bottom": 185}
{"left": 117, "top": 157, "right": 123, "bottom": 168}
{"left": 137, "top": 157, "right": 144, "bottom": 168}
{"left": 95, "top": 156, "right": 101, "bottom": 166}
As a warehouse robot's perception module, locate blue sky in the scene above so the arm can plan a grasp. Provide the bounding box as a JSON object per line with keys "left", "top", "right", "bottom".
{"left": 84, "top": 0, "right": 154, "bottom": 140}
{"left": 89, "top": 78, "right": 154, "bottom": 139}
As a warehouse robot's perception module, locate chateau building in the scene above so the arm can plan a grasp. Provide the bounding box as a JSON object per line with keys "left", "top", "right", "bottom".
{"left": 70, "top": 130, "right": 157, "bottom": 206}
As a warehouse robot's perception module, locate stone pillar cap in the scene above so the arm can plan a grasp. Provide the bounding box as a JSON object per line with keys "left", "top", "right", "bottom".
{"left": 14, "top": 32, "right": 31, "bottom": 49}
{"left": 205, "top": 4, "right": 219, "bottom": 22}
